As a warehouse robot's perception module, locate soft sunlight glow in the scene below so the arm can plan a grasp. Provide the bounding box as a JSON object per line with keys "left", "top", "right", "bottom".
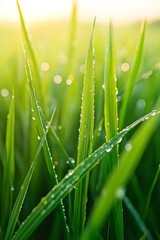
{"left": 0, "top": 0, "right": 160, "bottom": 23}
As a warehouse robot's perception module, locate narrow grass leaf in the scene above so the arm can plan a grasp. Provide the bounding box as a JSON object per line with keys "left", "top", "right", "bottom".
{"left": 73, "top": 18, "right": 96, "bottom": 238}
{"left": 123, "top": 196, "right": 152, "bottom": 240}
{"left": 143, "top": 164, "right": 160, "bottom": 219}
{"left": 3, "top": 110, "right": 55, "bottom": 240}
{"left": 103, "top": 21, "right": 123, "bottom": 240}
{"left": 119, "top": 19, "right": 146, "bottom": 130}
{"left": 24, "top": 49, "right": 69, "bottom": 234}
{"left": 12, "top": 109, "right": 160, "bottom": 240}
{"left": 83, "top": 105, "right": 159, "bottom": 239}
{"left": 1, "top": 92, "right": 15, "bottom": 236}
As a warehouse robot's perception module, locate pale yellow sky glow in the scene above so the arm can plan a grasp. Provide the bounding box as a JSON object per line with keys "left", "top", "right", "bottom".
{"left": 0, "top": 0, "right": 160, "bottom": 23}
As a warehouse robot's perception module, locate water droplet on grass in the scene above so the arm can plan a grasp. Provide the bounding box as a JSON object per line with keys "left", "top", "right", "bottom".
{"left": 151, "top": 110, "right": 157, "bottom": 116}
{"left": 117, "top": 138, "right": 122, "bottom": 143}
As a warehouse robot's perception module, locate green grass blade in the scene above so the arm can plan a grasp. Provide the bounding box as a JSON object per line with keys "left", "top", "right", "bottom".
{"left": 123, "top": 196, "right": 153, "bottom": 240}
{"left": 24, "top": 49, "right": 69, "bottom": 234}
{"left": 83, "top": 106, "right": 159, "bottom": 239}
{"left": 1, "top": 92, "right": 15, "bottom": 236}
{"left": 12, "top": 110, "right": 160, "bottom": 240}
{"left": 103, "top": 21, "right": 123, "bottom": 240}
{"left": 119, "top": 19, "right": 146, "bottom": 130}
{"left": 73, "top": 18, "right": 96, "bottom": 238}
{"left": 3, "top": 110, "right": 55, "bottom": 240}
{"left": 16, "top": 0, "right": 42, "bottom": 102}
{"left": 143, "top": 164, "right": 160, "bottom": 219}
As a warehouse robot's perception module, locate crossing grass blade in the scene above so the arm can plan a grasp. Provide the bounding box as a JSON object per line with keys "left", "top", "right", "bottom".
{"left": 24, "top": 49, "right": 70, "bottom": 235}
{"left": 1, "top": 91, "right": 15, "bottom": 238}
{"left": 103, "top": 21, "right": 123, "bottom": 239}
{"left": 12, "top": 109, "right": 160, "bottom": 240}
{"left": 72, "top": 18, "right": 96, "bottom": 238}
{"left": 83, "top": 105, "right": 160, "bottom": 239}
{"left": 16, "top": 0, "right": 43, "bottom": 103}
{"left": 3, "top": 110, "right": 55, "bottom": 240}
{"left": 119, "top": 19, "right": 146, "bottom": 130}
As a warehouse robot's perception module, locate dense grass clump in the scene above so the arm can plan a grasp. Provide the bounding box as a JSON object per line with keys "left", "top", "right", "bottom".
{"left": 0, "top": 1, "right": 160, "bottom": 240}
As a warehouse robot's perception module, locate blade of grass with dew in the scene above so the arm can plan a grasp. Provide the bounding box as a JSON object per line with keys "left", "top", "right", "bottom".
{"left": 103, "top": 21, "right": 123, "bottom": 240}
{"left": 72, "top": 18, "right": 96, "bottom": 238}
{"left": 123, "top": 196, "right": 152, "bottom": 240}
{"left": 3, "top": 109, "right": 55, "bottom": 240}
{"left": 143, "top": 164, "right": 160, "bottom": 219}
{"left": 83, "top": 105, "right": 160, "bottom": 240}
{"left": 24, "top": 49, "right": 70, "bottom": 235}
{"left": 16, "top": 0, "right": 43, "bottom": 104}
{"left": 12, "top": 109, "right": 160, "bottom": 240}
{"left": 0, "top": 91, "right": 15, "bottom": 238}
{"left": 119, "top": 19, "right": 146, "bottom": 130}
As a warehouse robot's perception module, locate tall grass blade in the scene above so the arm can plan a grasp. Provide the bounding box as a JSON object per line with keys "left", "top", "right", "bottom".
{"left": 24, "top": 49, "right": 69, "bottom": 234}
{"left": 103, "top": 21, "right": 123, "bottom": 239}
{"left": 12, "top": 109, "right": 160, "bottom": 240}
{"left": 72, "top": 18, "right": 96, "bottom": 238}
{"left": 4, "top": 110, "right": 55, "bottom": 240}
{"left": 119, "top": 19, "right": 146, "bottom": 129}
{"left": 83, "top": 105, "right": 159, "bottom": 239}
{"left": 1, "top": 92, "right": 15, "bottom": 237}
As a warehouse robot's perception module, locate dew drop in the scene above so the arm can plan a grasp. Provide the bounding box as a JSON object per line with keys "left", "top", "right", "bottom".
{"left": 11, "top": 186, "right": 14, "bottom": 192}
{"left": 37, "top": 136, "right": 41, "bottom": 140}
{"left": 117, "top": 137, "right": 122, "bottom": 143}
{"left": 68, "top": 170, "right": 74, "bottom": 176}
{"left": 106, "top": 147, "right": 112, "bottom": 153}
{"left": 151, "top": 110, "right": 157, "bottom": 116}
{"left": 32, "top": 117, "right": 36, "bottom": 121}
